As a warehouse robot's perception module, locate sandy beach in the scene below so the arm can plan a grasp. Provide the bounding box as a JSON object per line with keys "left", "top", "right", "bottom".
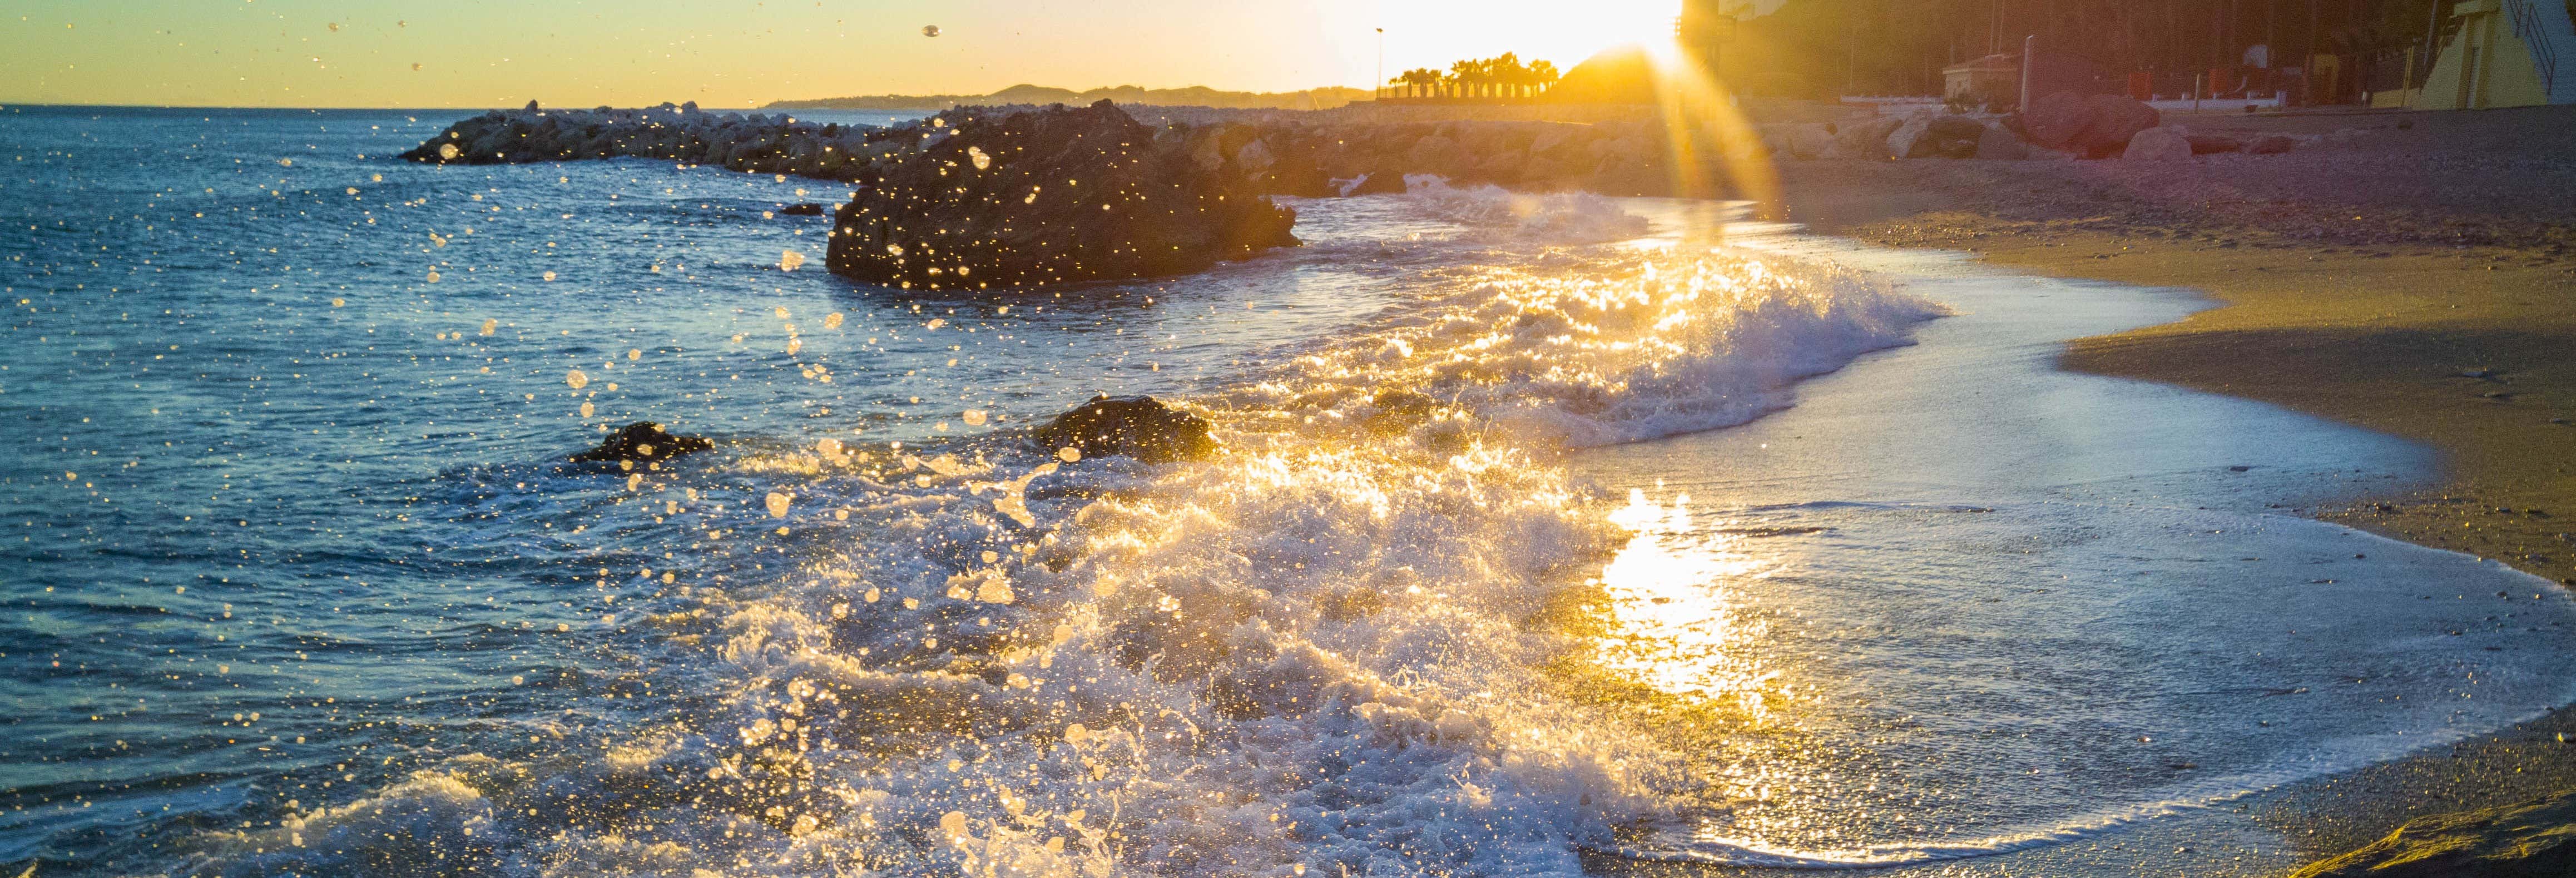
{"left": 1779, "top": 105, "right": 2576, "bottom": 593}
{"left": 1760, "top": 103, "right": 2576, "bottom": 873}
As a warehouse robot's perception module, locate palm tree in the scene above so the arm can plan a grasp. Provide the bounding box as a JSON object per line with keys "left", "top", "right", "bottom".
{"left": 1450, "top": 59, "right": 1481, "bottom": 98}
{"left": 1491, "top": 53, "right": 1527, "bottom": 97}
{"left": 1528, "top": 59, "right": 1560, "bottom": 96}
{"left": 1391, "top": 68, "right": 1440, "bottom": 98}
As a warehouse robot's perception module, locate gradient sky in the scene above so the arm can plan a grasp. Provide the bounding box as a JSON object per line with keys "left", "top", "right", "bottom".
{"left": 0, "top": 0, "right": 1783, "bottom": 108}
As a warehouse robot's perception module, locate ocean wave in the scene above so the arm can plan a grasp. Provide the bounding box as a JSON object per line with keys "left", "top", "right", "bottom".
{"left": 189, "top": 239, "right": 1940, "bottom": 876}
{"left": 1396, "top": 176, "right": 1651, "bottom": 245}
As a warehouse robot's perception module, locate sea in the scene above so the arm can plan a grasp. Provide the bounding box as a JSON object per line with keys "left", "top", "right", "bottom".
{"left": 3, "top": 105, "right": 2572, "bottom": 877}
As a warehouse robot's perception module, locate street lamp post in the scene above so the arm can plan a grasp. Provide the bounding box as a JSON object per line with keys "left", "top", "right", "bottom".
{"left": 1376, "top": 28, "right": 1386, "bottom": 101}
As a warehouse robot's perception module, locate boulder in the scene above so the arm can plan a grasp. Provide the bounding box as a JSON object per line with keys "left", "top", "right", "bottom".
{"left": 2122, "top": 126, "right": 2193, "bottom": 161}
{"left": 1406, "top": 135, "right": 1467, "bottom": 176}
{"left": 1527, "top": 123, "right": 1587, "bottom": 158}
{"left": 571, "top": 422, "right": 713, "bottom": 465}
{"left": 1886, "top": 117, "right": 1939, "bottom": 158}
{"left": 1233, "top": 138, "right": 1278, "bottom": 176}
{"left": 1472, "top": 149, "right": 1528, "bottom": 182}
{"left": 1032, "top": 395, "right": 1218, "bottom": 463}
{"left": 1784, "top": 123, "right": 1835, "bottom": 160}
{"left": 1974, "top": 124, "right": 2029, "bottom": 160}
{"left": 1927, "top": 114, "right": 1987, "bottom": 150}
{"left": 2073, "top": 94, "right": 2161, "bottom": 157}
{"left": 2021, "top": 91, "right": 2096, "bottom": 152}
{"left": 1835, "top": 116, "right": 1906, "bottom": 159}
{"left": 825, "top": 101, "right": 1298, "bottom": 290}
{"left": 2291, "top": 789, "right": 2576, "bottom": 877}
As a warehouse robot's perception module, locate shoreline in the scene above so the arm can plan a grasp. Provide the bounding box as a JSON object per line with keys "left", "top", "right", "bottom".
{"left": 1773, "top": 118, "right": 2576, "bottom": 594}
{"left": 1763, "top": 116, "right": 2576, "bottom": 873}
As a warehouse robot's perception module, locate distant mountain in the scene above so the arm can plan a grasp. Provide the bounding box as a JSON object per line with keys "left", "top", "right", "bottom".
{"left": 765, "top": 83, "right": 1371, "bottom": 112}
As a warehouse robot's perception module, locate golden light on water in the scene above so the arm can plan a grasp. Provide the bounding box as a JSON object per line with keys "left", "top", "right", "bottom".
{"left": 1593, "top": 489, "right": 1781, "bottom": 713}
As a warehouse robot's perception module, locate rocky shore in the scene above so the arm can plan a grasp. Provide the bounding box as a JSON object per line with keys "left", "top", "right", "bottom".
{"left": 821, "top": 102, "right": 1297, "bottom": 289}
{"left": 399, "top": 93, "right": 2307, "bottom": 207}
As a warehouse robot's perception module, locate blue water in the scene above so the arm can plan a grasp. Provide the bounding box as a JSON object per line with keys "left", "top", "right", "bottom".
{"left": 5, "top": 106, "right": 2570, "bottom": 878}
{"left": 0, "top": 105, "right": 1440, "bottom": 871}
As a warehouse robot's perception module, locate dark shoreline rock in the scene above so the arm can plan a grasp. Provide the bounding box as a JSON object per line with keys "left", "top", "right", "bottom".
{"left": 2291, "top": 789, "right": 2576, "bottom": 877}
{"left": 398, "top": 102, "right": 901, "bottom": 179}
{"left": 570, "top": 422, "right": 712, "bottom": 465}
{"left": 1032, "top": 395, "right": 1217, "bottom": 463}
{"left": 823, "top": 101, "right": 1299, "bottom": 290}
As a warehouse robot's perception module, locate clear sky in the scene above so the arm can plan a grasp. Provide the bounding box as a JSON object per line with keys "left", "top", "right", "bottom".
{"left": 0, "top": 0, "right": 1740, "bottom": 108}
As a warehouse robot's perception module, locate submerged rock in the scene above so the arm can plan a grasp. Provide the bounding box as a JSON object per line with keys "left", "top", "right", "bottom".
{"left": 570, "top": 422, "right": 713, "bottom": 464}
{"left": 1032, "top": 395, "right": 1217, "bottom": 463}
{"left": 776, "top": 202, "right": 826, "bottom": 216}
{"left": 824, "top": 101, "right": 1299, "bottom": 290}
{"left": 2292, "top": 789, "right": 2576, "bottom": 877}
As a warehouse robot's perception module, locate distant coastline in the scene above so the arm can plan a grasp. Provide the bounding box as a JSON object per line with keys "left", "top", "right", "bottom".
{"left": 763, "top": 82, "right": 1371, "bottom": 112}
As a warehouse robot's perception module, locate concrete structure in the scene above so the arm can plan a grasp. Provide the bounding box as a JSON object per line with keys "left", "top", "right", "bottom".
{"left": 2412, "top": 0, "right": 2576, "bottom": 109}
{"left": 1941, "top": 54, "right": 2022, "bottom": 107}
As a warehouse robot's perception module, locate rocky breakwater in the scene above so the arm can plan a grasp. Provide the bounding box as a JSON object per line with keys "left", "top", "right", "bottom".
{"left": 1167, "top": 117, "right": 1676, "bottom": 196}
{"left": 823, "top": 101, "right": 1299, "bottom": 290}
{"left": 399, "top": 101, "right": 903, "bottom": 180}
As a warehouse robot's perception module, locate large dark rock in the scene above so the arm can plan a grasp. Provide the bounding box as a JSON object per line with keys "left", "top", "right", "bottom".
{"left": 2292, "top": 790, "right": 2576, "bottom": 877}
{"left": 825, "top": 101, "right": 1299, "bottom": 290}
{"left": 2022, "top": 91, "right": 2161, "bottom": 157}
{"left": 2074, "top": 94, "right": 2162, "bottom": 157}
{"left": 2020, "top": 91, "right": 2096, "bottom": 152}
{"left": 571, "top": 422, "right": 712, "bottom": 465}
{"left": 1032, "top": 395, "right": 1217, "bottom": 463}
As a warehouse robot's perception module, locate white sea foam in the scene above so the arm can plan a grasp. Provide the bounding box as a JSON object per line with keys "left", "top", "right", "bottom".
{"left": 195, "top": 236, "right": 1940, "bottom": 876}
{"left": 1399, "top": 176, "right": 1651, "bottom": 244}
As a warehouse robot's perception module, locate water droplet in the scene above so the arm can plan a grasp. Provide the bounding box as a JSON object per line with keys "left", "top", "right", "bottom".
{"left": 579, "top": 402, "right": 595, "bottom": 418}
{"left": 967, "top": 146, "right": 991, "bottom": 170}
{"left": 479, "top": 318, "right": 497, "bottom": 336}
{"left": 779, "top": 249, "right": 806, "bottom": 272}
{"left": 541, "top": 270, "right": 557, "bottom": 282}
{"left": 963, "top": 410, "right": 987, "bottom": 426}
{"left": 437, "top": 142, "right": 459, "bottom": 160}
{"left": 424, "top": 270, "right": 442, "bottom": 284}
{"left": 627, "top": 349, "right": 642, "bottom": 361}
{"left": 566, "top": 369, "right": 590, "bottom": 389}
{"left": 824, "top": 312, "right": 844, "bottom": 330}
{"left": 765, "top": 492, "right": 791, "bottom": 518}
{"left": 329, "top": 297, "right": 345, "bottom": 307}
{"left": 1057, "top": 447, "right": 1082, "bottom": 463}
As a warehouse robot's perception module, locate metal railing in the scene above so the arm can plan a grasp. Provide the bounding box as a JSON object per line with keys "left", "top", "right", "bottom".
{"left": 2504, "top": 0, "right": 2559, "bottom": 101}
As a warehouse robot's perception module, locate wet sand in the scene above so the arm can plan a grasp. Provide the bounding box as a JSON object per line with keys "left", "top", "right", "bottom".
{"left": 1777, "top": 105, "right": 2576, "bottom": 595}
{"left": 1757, "top": 105, "right": 2576, "bottom": 875}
